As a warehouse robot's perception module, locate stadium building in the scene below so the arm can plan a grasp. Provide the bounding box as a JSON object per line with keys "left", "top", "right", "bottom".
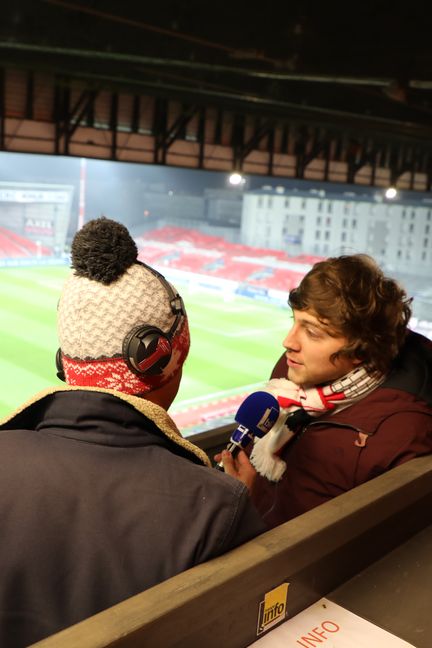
{"left": 0, "top": 181, "right": 74, "bottom": 258}
{"left": 241, "top": 186, "right": 432, "bottom": 277}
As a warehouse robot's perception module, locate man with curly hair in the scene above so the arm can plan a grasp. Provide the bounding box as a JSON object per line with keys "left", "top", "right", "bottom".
{"left": 219, "top": 254, "right": 432, "bottom": 528}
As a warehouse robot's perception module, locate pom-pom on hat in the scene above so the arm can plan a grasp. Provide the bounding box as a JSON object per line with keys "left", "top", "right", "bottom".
{"left": 57, "top": 217, "right": 190, "bottom": 395}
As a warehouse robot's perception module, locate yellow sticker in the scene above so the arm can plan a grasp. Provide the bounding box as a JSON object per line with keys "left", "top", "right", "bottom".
{"left": 257, "top": 582, "right": 290, "bottom": 636}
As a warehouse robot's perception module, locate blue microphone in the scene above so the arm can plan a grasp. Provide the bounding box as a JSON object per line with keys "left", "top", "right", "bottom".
{"left": 216, "top": 391, "right": 280, "bottom": 470}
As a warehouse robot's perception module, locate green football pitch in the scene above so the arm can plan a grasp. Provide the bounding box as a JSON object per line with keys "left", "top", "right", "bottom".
{"left": 0, "top": 266, "right": 291, "bottom": 428}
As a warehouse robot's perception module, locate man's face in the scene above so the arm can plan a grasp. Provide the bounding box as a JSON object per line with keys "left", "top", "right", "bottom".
{"left": 283, "top": 309, "right": 361, "bottom": 386}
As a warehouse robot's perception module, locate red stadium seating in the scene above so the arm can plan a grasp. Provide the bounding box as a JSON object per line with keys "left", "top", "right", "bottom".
{"left": 0, "top": 227, "right": 51, "bottom": 258}
{"left": 136, "top": 226, "right": 322, "bottom": 291}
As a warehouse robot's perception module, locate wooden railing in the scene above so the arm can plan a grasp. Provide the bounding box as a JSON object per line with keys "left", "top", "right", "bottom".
{"left": 31, "top": 455, "right": 432, "bottom": 648}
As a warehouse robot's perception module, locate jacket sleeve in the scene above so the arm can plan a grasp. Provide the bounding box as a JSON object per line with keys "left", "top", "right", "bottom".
{"left": 213, "top": 481, "right": 268, "bottom": 556}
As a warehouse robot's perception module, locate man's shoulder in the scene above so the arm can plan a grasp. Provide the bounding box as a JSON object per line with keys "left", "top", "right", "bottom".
{"left": 331, "top": 386, "right": 432, "bottom": 436}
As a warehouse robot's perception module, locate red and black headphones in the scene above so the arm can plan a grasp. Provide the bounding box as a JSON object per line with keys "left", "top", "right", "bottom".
{"left": 56, "top": 262, "right": 186, "bottom": 382}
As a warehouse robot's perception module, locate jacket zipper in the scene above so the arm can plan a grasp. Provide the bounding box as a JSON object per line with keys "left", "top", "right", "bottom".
{"left": 295, "top": 419, "right": 370, "bottom": 448}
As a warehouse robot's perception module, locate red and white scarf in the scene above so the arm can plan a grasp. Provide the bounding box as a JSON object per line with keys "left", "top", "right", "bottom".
{"left": 250, "top": 366, "right": 385, "bottom": 482}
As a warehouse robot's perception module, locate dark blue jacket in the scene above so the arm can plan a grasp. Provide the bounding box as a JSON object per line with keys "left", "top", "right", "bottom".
{"left": 0, "top": 388, "right": 265, "bottom": 647}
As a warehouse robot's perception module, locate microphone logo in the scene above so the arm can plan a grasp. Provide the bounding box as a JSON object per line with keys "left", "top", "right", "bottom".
{"left": 215, "top": 391, "right": 280, "bottom": 470}
{"left": 256, "top": 407, "right": 280, "bottom": 435}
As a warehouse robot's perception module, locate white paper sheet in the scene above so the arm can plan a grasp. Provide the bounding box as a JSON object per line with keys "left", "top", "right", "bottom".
{"left": 249, "top": 597, "right": 416, "bottom": 647}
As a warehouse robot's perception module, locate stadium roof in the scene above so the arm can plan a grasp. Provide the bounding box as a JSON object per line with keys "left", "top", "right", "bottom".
{"left": 1, "top": 1, "right": 432, "bottom": 143}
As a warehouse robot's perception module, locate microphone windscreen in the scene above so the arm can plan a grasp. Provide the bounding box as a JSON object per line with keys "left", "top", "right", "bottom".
{"left": 214, "top": 391, "right": 280, "bottom": 471}
{"left": 234, "top": 391, "right": 280, "bottom": 439}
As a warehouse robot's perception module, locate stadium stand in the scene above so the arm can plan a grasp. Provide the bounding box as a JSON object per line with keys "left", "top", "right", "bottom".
{"left": 164, "top": 252, "right": 214, "bottom": 273}
{"left": 250, "top": 267, "right": 305, "bottom": 291}
{"left": 0, "top": 226, "right": 51, "bottom": 258}
{"left": 137, "top": 226, "right": 318, "bottom": 292}
{"left": 136, "top": 245, "right": 172, "bottom": 264}
{"left": 210, "top": 259, "right": 265, "bottom": 281}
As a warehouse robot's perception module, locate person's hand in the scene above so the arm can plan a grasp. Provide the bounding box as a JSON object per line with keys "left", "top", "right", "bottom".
{"left": 214, "top": 450, "right": 257, "bottom": 494}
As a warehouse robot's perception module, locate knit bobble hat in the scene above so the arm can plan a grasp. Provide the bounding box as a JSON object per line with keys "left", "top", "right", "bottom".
{"left": 57, "top": 217, "right": 190, "bottom": 395}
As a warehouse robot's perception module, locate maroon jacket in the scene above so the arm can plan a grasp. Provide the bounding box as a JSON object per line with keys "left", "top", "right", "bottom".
{"left": 251, "top": 331, "right": 432, "bottom": 528}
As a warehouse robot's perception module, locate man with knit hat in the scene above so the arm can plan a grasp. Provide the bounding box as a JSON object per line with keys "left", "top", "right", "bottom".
{"left": 0, "top": 217, "right": 265, "bottom": 647}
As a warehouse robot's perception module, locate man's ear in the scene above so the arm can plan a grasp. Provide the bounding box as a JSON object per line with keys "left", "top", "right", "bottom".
{"left": 348, "top": 341, "right": 367, "bottom": 366}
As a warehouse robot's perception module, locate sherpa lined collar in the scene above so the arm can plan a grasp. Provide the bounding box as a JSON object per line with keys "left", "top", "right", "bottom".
{"left": 0, "top": 386, "right": 211, "bottom": 467}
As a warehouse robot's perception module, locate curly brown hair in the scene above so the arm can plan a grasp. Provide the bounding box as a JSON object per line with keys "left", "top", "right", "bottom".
{"left": 288, "top": 254, "right": 412, "bottom": 374}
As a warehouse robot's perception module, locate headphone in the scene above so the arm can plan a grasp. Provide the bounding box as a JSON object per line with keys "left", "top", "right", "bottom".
{"left": 56, "top": 262, "right": 186, "bottom": 382}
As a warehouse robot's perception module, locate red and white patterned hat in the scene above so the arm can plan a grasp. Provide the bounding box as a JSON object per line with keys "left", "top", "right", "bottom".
{"left": 57, "top": 218, "right": 190, "bottom": 395}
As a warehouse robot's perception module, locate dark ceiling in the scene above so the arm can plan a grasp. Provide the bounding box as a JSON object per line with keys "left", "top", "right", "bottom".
{"left": 1, "top": 0, "right": 432, "bottom": 142}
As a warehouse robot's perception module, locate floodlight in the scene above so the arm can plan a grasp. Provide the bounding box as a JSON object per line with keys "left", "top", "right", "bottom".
{"left": 385, "top": 186, "right": 397, "bottom": 199}
{"left": 228, "top": 172, "right": 244, "bottom": 186}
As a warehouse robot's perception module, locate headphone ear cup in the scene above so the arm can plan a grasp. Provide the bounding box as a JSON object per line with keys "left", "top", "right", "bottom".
{"left": 123, "top": 325, "right": 173, "bottom": 376}
{"left": 55, "top": 348, "right": 66, "bottom": 382}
